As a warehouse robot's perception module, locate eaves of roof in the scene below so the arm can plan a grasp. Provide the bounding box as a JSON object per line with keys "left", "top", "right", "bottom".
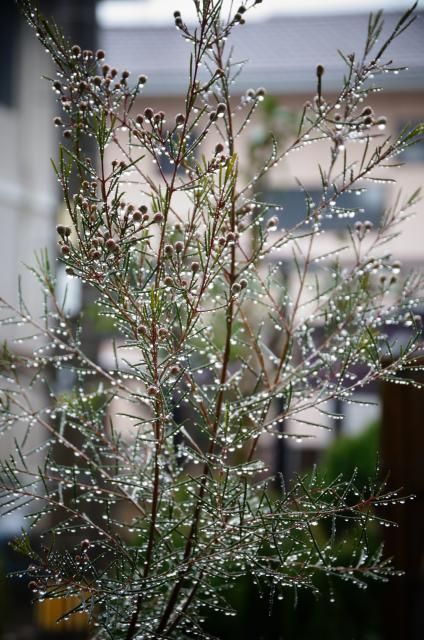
{"left": 100, "top": 11, "right": 424, "bottom": 97}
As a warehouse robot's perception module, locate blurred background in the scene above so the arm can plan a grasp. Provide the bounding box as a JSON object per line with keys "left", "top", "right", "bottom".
{"left": 0, "top": 0, "right": 423, "bottom": 638}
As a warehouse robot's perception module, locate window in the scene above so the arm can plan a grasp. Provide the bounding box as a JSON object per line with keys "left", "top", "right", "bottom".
{"left": 0, "top": 1, "right": 18, "bottom": 108}
{"left": 398, "top": 119, "right": 424, "bottom": 163}
{"left": 262, "top": 186, "right": 384, "bottom": 231}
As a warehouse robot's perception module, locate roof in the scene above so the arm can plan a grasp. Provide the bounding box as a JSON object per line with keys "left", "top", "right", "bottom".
{"left": 100, "top": 11, "right": 424, "bottom": 96}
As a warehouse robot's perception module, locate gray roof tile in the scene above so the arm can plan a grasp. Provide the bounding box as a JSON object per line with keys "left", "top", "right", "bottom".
{"left": 100, "top": 11, "right": 424, "bottom": 95}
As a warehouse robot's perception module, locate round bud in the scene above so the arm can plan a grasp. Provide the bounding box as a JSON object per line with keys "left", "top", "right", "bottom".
{"left": 137, "top": 324, "right": 147, "bottom": 335}
{"left": 138, "top": 75, "right": 147, "bottom": 84}
{"left": 64, "top": 226, "right": 72, "bottom": 237}
{"left": 158, "top": 327, "right": 168, "bottom": 339}
{"left": 144, "top": 107, "right": 154, "bottom": 120}
{"left": 364, "top": 116, "right": 373, "bottom": 126}
{"left": 256, "top": 88, "right": 266, "bottom": 99}
{"left": 140, "top": 205, "right": 148, "bottom": 214}
{"left": 240, "top": 278, "right": 248, "bottom": 289}
{"left": 56, "top": 225, "right": 65, "bottom": 237}
{"left": 364, "top": 220, "right": 373, "bottom": 231}
{"left": 226, "top": 232, "right": 235, "bottom": 242}
{"left": 164, "top": 276, "right": 173, "bottom": 286}
{"left": 175, "top": 241, "right": 184, "bottom": 253}
{"left": 63, "top": 129, "right": 72, "bottom": 139}
{"left": 132, "top": 210, "right": 142, "bottom": 222}
{"left": 175, "top": 113, "right": 185, "bottom": 127}
{"left": 216, "top": 103, "right": 226, "bottom": 115}
{"left": 96, "top": 49, "right": 105, "bottom": 60}
{"left": 122, "top": 70, "right": 130, "bottom": 79}
{"left": 238, "top": 5, "right": 247, "bottom": 13}
{"left": 175, "top": 17, "right": 183, "bottom": 28}
{"left": 147, "top": 385, "right": 158, "bottom": 396}
{"left": 71, "top": 45, "right": 81, "bottom": 57}
{"left": 232, "top": 283, "right": 241, "bottom": 294}
{"left": 215, "top": 143, "right": 224, "bottom": 154}
{"left": 209, "top": 111, "right": 218, "bottom": 122}
{"left": 65, "top": 267, "right": 75, "bottom": 276}
{"left": 53, "top": 116, "right": 63, "bottom": 127}
{"left": 267, "top": 216, "right": 278, "bottom": 229}
{"left": 191, "top": 261, "right": 200, "bottom": 273}
{"left": 361, "top": 107, "right": 373, "bottom": 117}
{"left": 61, "top": 245, "right": 70, "bottom": 255}
{"left": 153, "top": 212, "right": 164, "bottom": 223}
{"left": 53, "top": 80, "right": 62, "bottom": 91}
{"left": 173, "top": 10, "right": 181, "bottom": 18}
{"left": 105, "top": 238, "right": 117, "bottom": 251}
{"left": 80, "top": 539, "right": 90, "bottom": 550}
{"left": 165, "top": 244, "right": 174, "bottom": 256}
{"left": 170, "top": 365, "right": 180, "bottom": 375}
{"left": 316, "top": 64, "right": 325, "bottom": 77}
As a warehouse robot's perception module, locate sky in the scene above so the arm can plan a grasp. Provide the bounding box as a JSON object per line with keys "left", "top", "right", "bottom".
{"left": 97, "top": 0, "right": 424, "bottom": 27}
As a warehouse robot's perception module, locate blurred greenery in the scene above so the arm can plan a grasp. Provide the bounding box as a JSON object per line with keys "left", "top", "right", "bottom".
{"left": 204, "top": 421, "right": 383, "bottom": 640}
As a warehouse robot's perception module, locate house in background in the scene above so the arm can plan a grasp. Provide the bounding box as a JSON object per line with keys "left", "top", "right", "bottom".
{"left": 99, "top": 8, "right": 424, "bottom": 463}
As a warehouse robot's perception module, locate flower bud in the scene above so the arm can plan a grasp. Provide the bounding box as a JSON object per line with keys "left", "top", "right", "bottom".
{"left": 240, "top": 278, "right": 248, "bottom": 289}
{"left": 216, "top": 103, "right": 226, "bottom": 116}
{"left": 164, "top": 276, "right": 173, "bottom": 286}
{"left": 191, "top": 261, "right": 200, "bottom": 273}
{"left": 105, "top": 238, "right": 117, "bottom": 251}
{"left": 175, "top": 241, "right": 184, "bottom": 253}
{"left": 215, "top": 143, "right": 224, "bottom": 154}
{"left": 144, "top": 107, "right": 154, "bottom": 120}
{"left": 316, "top": 64, "right": 325, "bottom": 77}
{"left": 147, "top": 385, "right": 158, "bottom": 396}
{"left": 53, "top": 116, "right": 63, "bottom": 127}
{"left": 96, "top": 49, "right": 105, "bottom": 60}
{"left": 71, "top": 45, "right": 81, "bottom": 57}
{"left": 165, "top": 244, "right": 174, "bottom": 256}
{"left": 231, "top": 283, "right": 241, "bottom": 294}
{"left": 175, "top": 113, "right": 185, "bottom": 127}
{"left": 226, "top": 232, "right": 235, "bottom": 242}
{"left": 170, "top": 365, "right": 180, "bottom": 375}
{"left": 153, "top": 212, "right": 164, "bottom": 223}
{"left": 132, "top": 210, "right": 142, "bottom": 222}
{"left": 138, "top": 75, "right": 147, "bottom": 84}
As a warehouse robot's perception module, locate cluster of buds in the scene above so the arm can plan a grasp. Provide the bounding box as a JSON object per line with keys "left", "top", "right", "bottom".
{"left": 354, "top": 220, "right": 373, "bottom": 240}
